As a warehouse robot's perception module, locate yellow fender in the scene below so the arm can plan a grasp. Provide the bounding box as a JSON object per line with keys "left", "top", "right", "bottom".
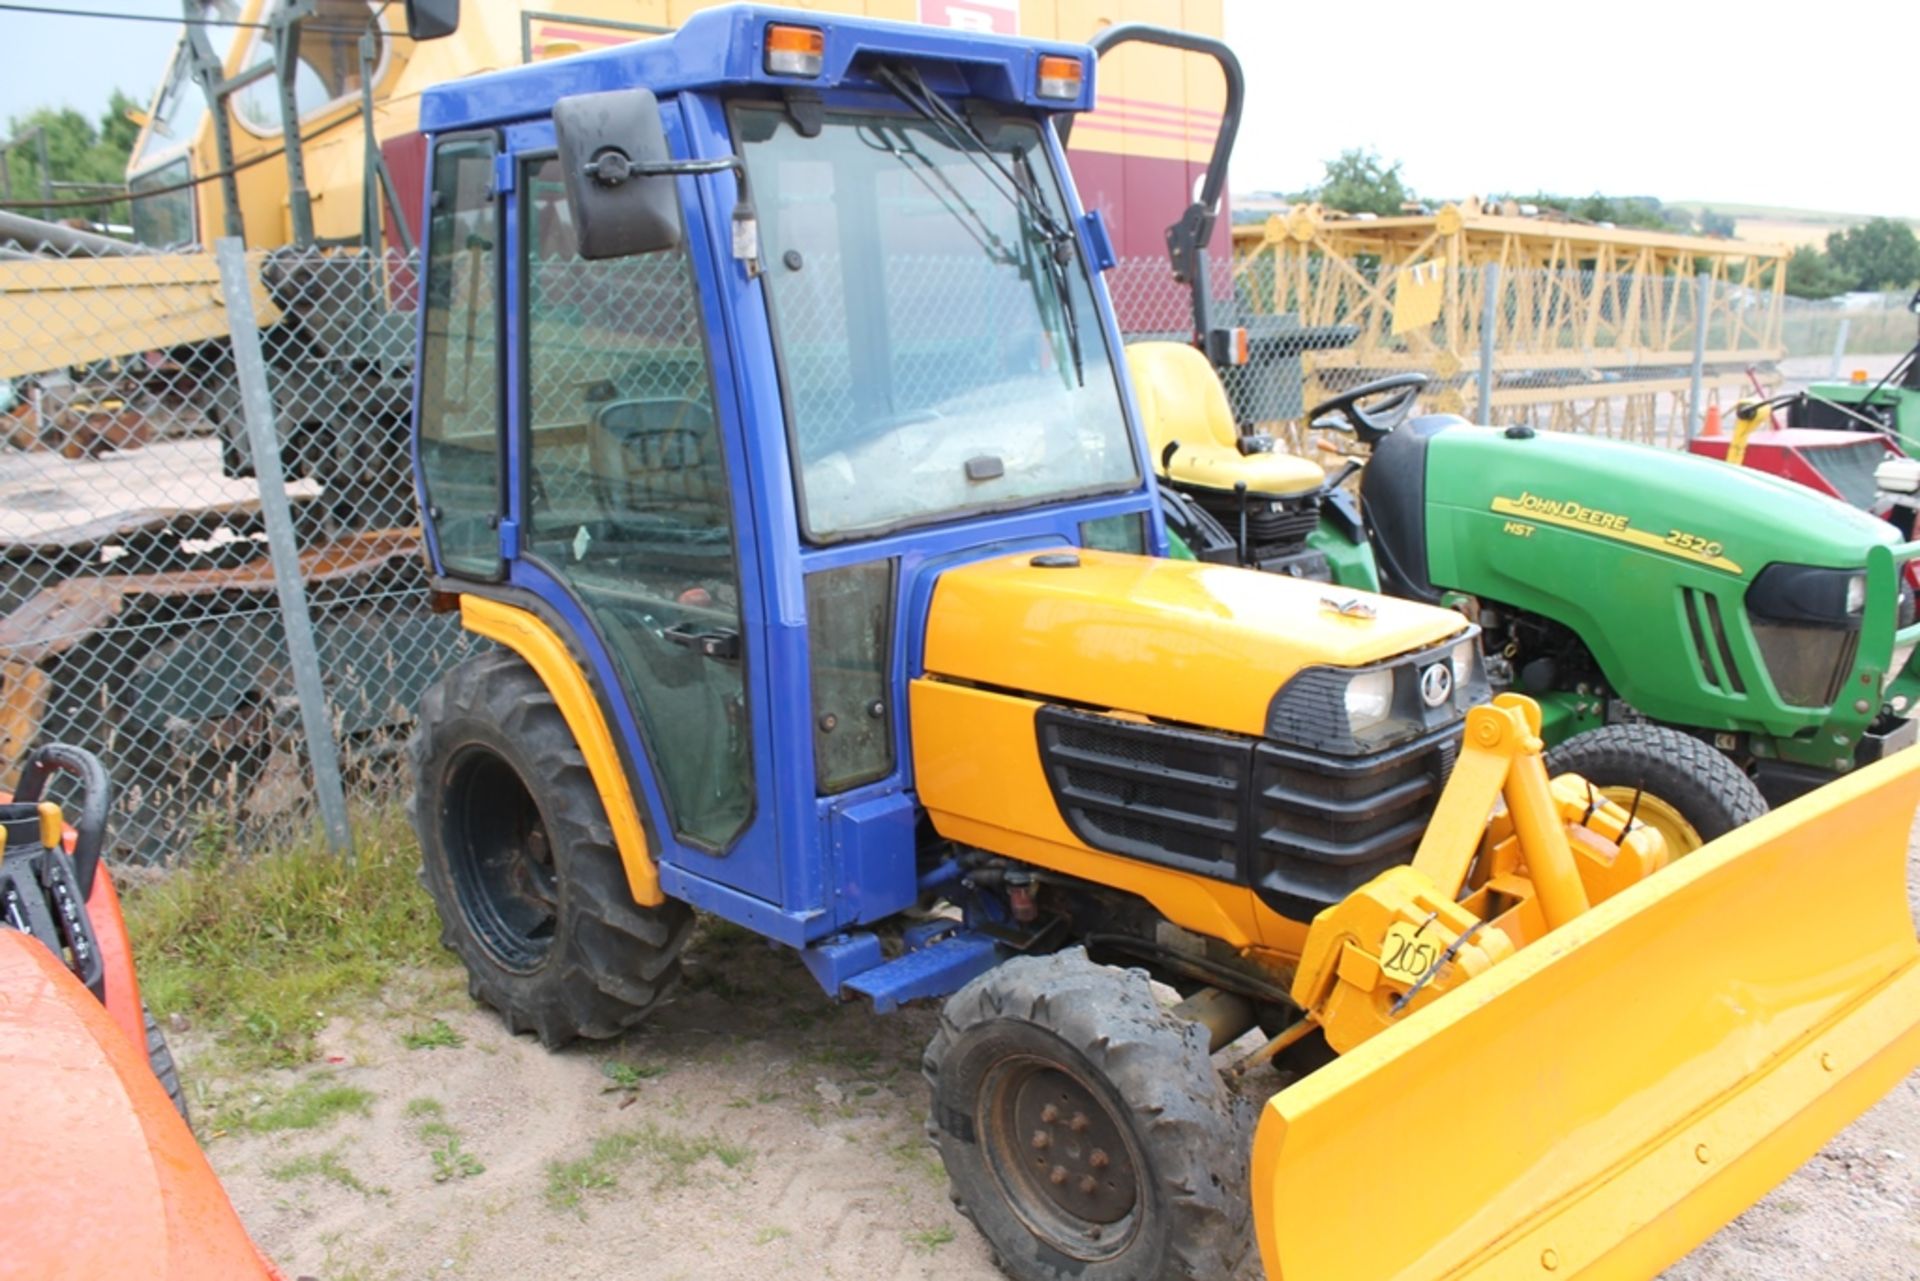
{"left": 458, "top": 595, "right": 663, "bottom": 907}
{"left": 1252, "top": 745, "right": 1920, "bottom": 1279}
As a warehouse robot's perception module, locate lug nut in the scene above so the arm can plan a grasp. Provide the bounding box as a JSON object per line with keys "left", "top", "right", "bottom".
{"left": 1089, "top": 1149, "right": 1109, "bottom": 1169}
{"left": 1080, "top": 1176, "right": 1098, "bottom": 1194}
{"left": 1069, "top": 1112, "right": 1090, "bottom": 1133}
{"left": 1049, "top": 1165, "right": 1068, "bottom": 1186}
{"left": 1032, "top": 1131, "right": 1051, "bottom": 1150}
{"left": 1040, "top": 1104, "right": 1059, "bottom": 1124}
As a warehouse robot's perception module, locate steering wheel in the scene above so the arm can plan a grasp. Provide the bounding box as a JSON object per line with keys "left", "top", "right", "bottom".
{"left": 1305, "top": 372, "right": 1432, "bottom": 446}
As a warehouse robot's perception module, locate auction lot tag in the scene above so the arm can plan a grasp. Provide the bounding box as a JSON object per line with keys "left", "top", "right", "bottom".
{"left": 1380, "top": 921, "right": 1441, "bottom": 985}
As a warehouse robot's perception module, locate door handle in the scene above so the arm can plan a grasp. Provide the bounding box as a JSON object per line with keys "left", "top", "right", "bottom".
{"left": 662, "top": 621, "right": 740, "bottom": 661}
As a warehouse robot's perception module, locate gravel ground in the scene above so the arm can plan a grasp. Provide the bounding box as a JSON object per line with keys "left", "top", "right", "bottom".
{"left": 197, "top": 819, "right": 1920, "bottom": 1281}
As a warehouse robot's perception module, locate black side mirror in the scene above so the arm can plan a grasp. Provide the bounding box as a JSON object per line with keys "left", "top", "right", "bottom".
{"left": 554, "top": 88, "right": 684, "bottom": 261}
{"left": 402, "top": 0, "right": 459, "bottom": 41}
{"left": 1908, "top": 286, "right": 1920, "bottom": 317}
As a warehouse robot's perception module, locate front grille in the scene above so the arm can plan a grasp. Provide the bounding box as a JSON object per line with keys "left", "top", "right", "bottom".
{"left": 1251, "top": 733, "right": 1457, "bottom": 917}
{"left": 1038, "top": 710, "right": 1247, "bottom": 880}
{"left": 1035, "top": 706, "right": 1459, "bottom": 919}
{"left": 1683, "top": 588, "right": 1748, "bottom": 695}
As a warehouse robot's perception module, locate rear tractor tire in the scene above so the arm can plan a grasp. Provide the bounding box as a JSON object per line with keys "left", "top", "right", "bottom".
{"left": 409, "top": 650, "right": 693, "bottom": 1048}
{"left": 1546, "top": 723, "right": 1767, "bottom": 856}
{"left": 924, "top": 949, "right": 1252, "bottom": 1281}
{"left": 144, "top": 1003, "right": 189, "bottom": 1123}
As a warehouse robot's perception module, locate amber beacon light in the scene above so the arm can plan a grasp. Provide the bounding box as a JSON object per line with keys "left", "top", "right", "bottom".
{"left": 1035, "top": 54, "right": 1083, "bottom": 99}
{"left": 765, "top": 24, "right": 825, "bottom": 76}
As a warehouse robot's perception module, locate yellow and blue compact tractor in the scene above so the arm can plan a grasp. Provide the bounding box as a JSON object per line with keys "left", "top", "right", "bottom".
{"left": 402, "top": 7, "right": 1920, "bottom": 1277}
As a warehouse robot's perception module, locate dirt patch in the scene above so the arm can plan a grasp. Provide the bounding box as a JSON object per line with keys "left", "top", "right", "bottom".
{"left": 198, "top": 833, "right": 1920, "bottom": 1281}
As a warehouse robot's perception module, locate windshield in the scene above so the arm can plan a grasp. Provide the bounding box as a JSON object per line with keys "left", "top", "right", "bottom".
{"left": 131, "top": 3, "right": 241, "bottom": 171}
{"left": 735, "top": 104, "right": 1138, "bottom": 541}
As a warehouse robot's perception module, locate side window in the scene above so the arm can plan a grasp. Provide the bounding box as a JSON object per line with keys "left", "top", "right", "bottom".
{"left": 522, "top": 156, "right": 753, "bottom": 849}
{"left": 807, "top": 562, "right": 895, "bottom": 793}
{"left": 417, "top": 133, "right": 501, "bottom": 578}
{"left": 233, "top": 0, "right": 385, "bottom": 133}
{"left": 1080, "top": 513, "right": 1146, "bottom": 554}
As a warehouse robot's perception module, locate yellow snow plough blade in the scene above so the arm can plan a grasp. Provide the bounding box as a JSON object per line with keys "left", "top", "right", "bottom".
{"left": 1251, "top": 746, "right": 1920, "bottom": 1281}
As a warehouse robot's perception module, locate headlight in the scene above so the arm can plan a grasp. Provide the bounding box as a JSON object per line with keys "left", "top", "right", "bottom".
{"left": 1267, "top": 630, "right": 1489, "bottom": 756}
{"left": 1846, "top": 574, "right": 1866, "bottom": 615}
{"left": 1450, "top": 638, "right": 1476, "bottom": 689}
{"left": 1343, "top": 669, "right": 1395, "bottom": 734}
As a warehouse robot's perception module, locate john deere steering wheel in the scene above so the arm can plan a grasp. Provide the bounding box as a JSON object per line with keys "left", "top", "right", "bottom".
{"left": 1306, "top": 372, "right": 1432, "bottom": 445}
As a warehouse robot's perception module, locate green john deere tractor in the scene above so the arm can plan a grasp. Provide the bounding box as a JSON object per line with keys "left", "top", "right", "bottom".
{"left": 1115, "top": 37, "right": 1920, "bottom": 839}
{"left": 1136, "top": 343, "right": 1920, "bottom": 833}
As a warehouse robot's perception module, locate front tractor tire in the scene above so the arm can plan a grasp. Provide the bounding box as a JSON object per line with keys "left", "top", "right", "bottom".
{"left": 1547, "top": 722, "right": 1767, "bottom": 855}
{"left": 925, "top": 949, "right": 1251, "bottom": 1281}
{"left": 409, "top": 650, "right": 692, "bottom": 1048}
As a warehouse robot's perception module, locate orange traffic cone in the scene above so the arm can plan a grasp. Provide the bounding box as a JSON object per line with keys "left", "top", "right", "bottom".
{"left": 1701, "top": 403, "right": 1723, "bottom": 436}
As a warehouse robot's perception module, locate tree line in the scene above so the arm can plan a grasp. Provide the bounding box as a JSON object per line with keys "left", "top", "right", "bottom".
{"left": 3, "top": 94, "right": 144, "bottom": 226}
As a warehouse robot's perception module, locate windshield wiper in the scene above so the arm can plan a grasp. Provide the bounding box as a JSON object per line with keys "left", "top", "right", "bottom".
{"left": 856, "top": 123, "right": 1012, "bottom": 264}
{"left": 874, "top": 62, "right": 1084, "bottom": 386}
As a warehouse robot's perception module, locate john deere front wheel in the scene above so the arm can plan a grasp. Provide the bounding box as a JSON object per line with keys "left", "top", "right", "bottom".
{"left": 410, "top": 651, "right": 693, "bottom": 1048}
{"left": 1547, "top": 723, "right": 1767, "bottom": 855}
{"left": 924, "top": 949, "right": 1250, "bottom": 1281}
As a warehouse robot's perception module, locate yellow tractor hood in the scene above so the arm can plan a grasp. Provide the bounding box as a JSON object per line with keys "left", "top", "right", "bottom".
{"left": 921, "top": 549, "right": 1467, "bottom": 736}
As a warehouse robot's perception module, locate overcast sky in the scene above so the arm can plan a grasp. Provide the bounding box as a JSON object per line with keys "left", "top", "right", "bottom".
{"left": 1223, "top": 0, "right": 1911, "bottom": 218}
{"left": 0, "top": 3, "right": 180, "bottom": 131}
{"left": 2, "top": 0, "right": 1909, "bottom": 220}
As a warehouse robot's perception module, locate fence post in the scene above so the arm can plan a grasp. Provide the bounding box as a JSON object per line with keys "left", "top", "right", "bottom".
{"left": 213, "top": 238, "right": 355, "bottom": 857}
{"left": 1829, "top": 317, "right": 1852, "bottom": 380}
{"left": 1686, "top": 271, "right": 1711, "bottom": 442}
{"left": 1476, "top": 263, "right": 1499, "bottom": 423}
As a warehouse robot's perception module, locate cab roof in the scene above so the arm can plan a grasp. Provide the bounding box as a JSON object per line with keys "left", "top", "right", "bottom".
{"left": 418, "top": 4, "right": 1098, "bottom": 133}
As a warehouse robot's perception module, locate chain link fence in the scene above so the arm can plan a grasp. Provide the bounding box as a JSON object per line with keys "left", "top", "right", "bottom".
{"left": 0, "top": 243, "right": 476, "bottom": 863}
{"left": 0, "top": 239, "right": 1910, "bottom": 864}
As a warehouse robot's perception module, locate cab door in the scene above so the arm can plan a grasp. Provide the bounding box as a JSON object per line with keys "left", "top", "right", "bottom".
{"left": 506, "top": 138, "right": 765, "bottom": 875}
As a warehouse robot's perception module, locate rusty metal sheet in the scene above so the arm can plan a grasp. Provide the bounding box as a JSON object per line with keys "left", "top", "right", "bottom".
{"left": 0, "top": 530, "right": 420, "bottom": 662}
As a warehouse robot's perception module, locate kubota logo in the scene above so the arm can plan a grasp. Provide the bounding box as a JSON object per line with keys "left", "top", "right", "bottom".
{"left": 1420, "top": 662, "right": 1453, "bottom": 708}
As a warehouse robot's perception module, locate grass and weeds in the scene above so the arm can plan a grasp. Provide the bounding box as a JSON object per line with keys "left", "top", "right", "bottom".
{"left": 403, "top": 1096, "right": 485, "bottom": 1182}
{"left": 905, "top": 1226, "right": 956, "bottom": 1254}
{"left": 124, "top": 806, "right": 444, "bottom": 1069}
{"left": 888, "top": 1138, "right": 946, "bottom": 1187}
{"left": 545, "top": 1133, "right": 639, "bottom": 1212}
{"left": 543, "top": 1122, "right": 755, "bottom": 1213}
{"left": 600, "top": 1060, "right": 669, "bottom": 1093}
{"left": 218, "top": 1074, "right": 374, "bottom": 1134}
{"left": 427, "top": 1131, "right": 486, "bottom": 1182}
{"left": 400, "top": 1019, "right": 464, "bottom": 1051}
{"left": 270, "top": 1147, "right": 383, "bottom": 1197}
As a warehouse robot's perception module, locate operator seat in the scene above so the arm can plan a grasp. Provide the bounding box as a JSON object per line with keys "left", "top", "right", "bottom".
{"left": 1359, "top": 414, "right": 1462, "bottom": 605}
{"left": 1125, "top": 343, "right": 1325, "bottom": 497}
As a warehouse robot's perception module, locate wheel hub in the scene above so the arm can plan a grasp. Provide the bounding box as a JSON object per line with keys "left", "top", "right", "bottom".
{"left": 1597, "top": 785, "right": 1704, "bottom": 856}
{"left": 991, "top": 1060, "right": 1139, "bottom": 1237}
{"left": 444, "top": 746, "right": 560, "bottom": 973}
